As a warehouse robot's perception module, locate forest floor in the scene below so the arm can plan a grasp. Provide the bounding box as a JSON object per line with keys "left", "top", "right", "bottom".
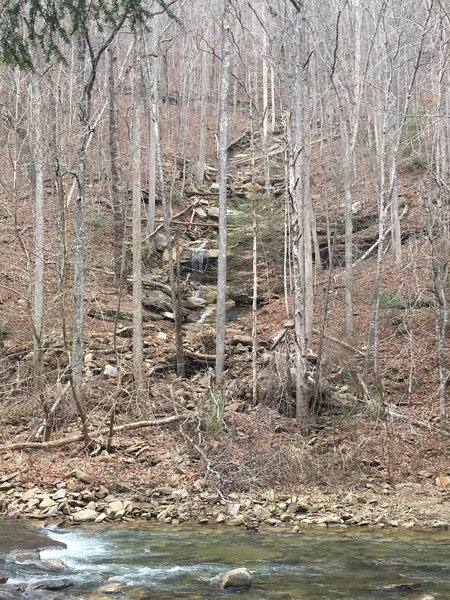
{"left": 0, "top": 129, "right": 449, "bottom": 530}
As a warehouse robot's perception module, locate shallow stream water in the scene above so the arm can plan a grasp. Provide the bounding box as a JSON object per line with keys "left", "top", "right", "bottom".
{"left": 1, "top": 520, "right": 449, "bottom": 599}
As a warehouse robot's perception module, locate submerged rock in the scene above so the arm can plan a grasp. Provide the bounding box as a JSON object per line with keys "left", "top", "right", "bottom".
{"left": 220, "top": 567, "right": 252, "bottom": 589}
{"left": 372, "top": 581, "right": 422, "bottom": 593}
{"left": 96, "top": 581, "right": 128, "bottom": 594}
{"left": 127, "top": 585, "right": 154, "bottom": 599}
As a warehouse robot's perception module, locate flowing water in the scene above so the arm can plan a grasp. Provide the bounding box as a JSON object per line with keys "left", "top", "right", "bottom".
{"left": 1, "top": 521, "right": 449, "bottom": 599}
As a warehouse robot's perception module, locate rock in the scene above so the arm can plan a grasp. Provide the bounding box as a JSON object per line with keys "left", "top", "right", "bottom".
{"left": 127, "top": 585, "right": 154, "bottom": 599}
{"left": 230, "top": 335, "right": 253, "bottom": 346}
{"left": 76, "top": 594, "right": 113, "bottom": 600}
{"left": 40, "top": 495, "right": 57, "bottom": 508}
{"left": 435, "top": 474, "right": 450, "bottom": 489}
{"left": 41, "top": 505, "right": 59, "bottom": 518}
{"left": 183, "top": 296, "right": 207, "bottom": 309}
{"left": 71, "top": 469, "right": 93, "bottom": 484}
{"left": 72, "top": 508, "right": 99, "bottom": 522}
{"left": 97, "top": 581, "right": 128, "bottom": 594}
{"left": 84, "top": 352, "right": 94, "bottom": 365}
{"left": 95, "top": 513, "right": 107, "bottom": 523}
{"left": 28, "top": 578, "right": 73, "bottom": 591}
{"left": 21, "top": 489, "right": 38, "bottom": 501}
{"left": 5, "top": 550, "right": 40, "bottom": 563}
{"left": 228, "top": 503, "right": 241, "bottom": 516}
{"left": 36, "top": 559, "right": 67, "bottom": 572}
{"left": 220, "top": 567, "right": 252, "bottom": 590}
{"left": 261, "top": 489, "right": 275, "bottom": 502}
{"left": 154, "top": 232, "right": 168, "bottom": 251}
{"left": 0, "top": 575, "right": 8, "bottom": 584}
{"left": 253, "top": 505, "right": 272, "bottom": 521}
{"left": 52, "top": 488, "right": 67, "bottom": 501}
{"left": 372, "top": 582, "right": 421, "bottom": 593}
{"left": 194, "top": 207, "right": 208, "bottom": 219}
{"left": 104, "top": 364, "right": 117, "bottom": 377}
{"left": 287, "top": 501, "right": 309, "bottom": 514}
{"left": 108, "top": 499, "right": 124, "bottom": 513}
{"left": 0, "top": 589, "right": 18, "bottom": 600}
{"left": 206, "top": 206, "right": 219, "bottom": 218}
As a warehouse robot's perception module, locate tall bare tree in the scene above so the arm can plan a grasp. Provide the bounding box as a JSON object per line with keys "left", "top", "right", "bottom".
{"left": 288, "top": 0, "right": 313, "bottom": 426}
{"left": 215, "top": 0, "right": 232, "bottom": 381}
{"left": 131, "top": 34, "right": 145, "bottom": 398}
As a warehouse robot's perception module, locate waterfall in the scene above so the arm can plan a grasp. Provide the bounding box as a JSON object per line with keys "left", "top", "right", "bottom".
{"left": 191, "top": 240, "right": 208, "bottom": 273}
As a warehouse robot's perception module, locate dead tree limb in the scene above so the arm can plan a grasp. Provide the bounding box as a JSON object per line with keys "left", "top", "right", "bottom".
{"left": 0, "top": 414, "right": 190, "bottom": 452}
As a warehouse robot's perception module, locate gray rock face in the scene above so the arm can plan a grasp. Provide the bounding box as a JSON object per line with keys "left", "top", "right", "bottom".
{"left": 220, "top": 567, "right": 252, "bottom": 589}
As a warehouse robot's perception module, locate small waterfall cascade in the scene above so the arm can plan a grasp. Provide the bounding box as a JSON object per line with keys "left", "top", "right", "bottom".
{"left": 191, "top": 240, "right": 208, "bottom": 273}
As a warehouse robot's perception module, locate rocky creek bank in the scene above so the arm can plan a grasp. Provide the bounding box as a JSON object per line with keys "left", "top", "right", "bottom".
{"left": 1, "top": 471, "right": 449, "bottom": 530}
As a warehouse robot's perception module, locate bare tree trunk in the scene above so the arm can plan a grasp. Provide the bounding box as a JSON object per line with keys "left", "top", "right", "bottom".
{"left": 153, "top": 97, "right": 185, "bottom": 378}
{"left": 108, "top": 44, "right": 125, "bottom": 284}
{"left": 341, "top": 119, "right": 354, "bottom": 334}
{"left": 365, "top": 1, "right": 433, "bottom": 376}
{"left": 261, "top": 0, "right": 270, "bottom": 195}
{"left": 32, "top": 75, "right": 45, "bottom": 386}
{"left": 289, "top": 3, "right": 312, "bottom": 427}
{"left": 131, "top": 35, "right": 145, "bottom": 398}
{"left": 197, "top": 43, "right": 209, "bottom": 183}
{"left": 251, "top": 183, "right": 258, "bottom": 405}
{"left": 143, "top": 36, "right": 158, "bottom": 237}
{"left": 215, "top": 0, "right": 231, "bottom": 381}
{"left": 71, "top": 37, "right": 90, "bottom": 446}
{"left": 425, "top": 183, "right": 449, "bottom": 425}
{"left": 69, "top": 22, "right": 128, "bottom": 442}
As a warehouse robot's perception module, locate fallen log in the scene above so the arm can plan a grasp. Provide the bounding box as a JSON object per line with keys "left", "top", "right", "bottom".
{"left": 383, "top": 403, "right": 450, "bottom": 437}
{"left": 87, "top": 307, "right": 160, "bottom": 322}
{"left": 185, "top": 349, "right": 217, "bottom": 363}
{"left": 0, "top": 414, "right": 190, "bottom": 452}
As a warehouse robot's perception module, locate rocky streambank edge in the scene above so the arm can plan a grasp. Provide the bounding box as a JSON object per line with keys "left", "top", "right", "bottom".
{"left": 1, "top": 471, "right": 449, "bottom": 531}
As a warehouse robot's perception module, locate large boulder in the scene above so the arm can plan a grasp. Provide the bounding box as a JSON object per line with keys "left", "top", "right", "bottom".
{"left": 220, "top": 567, "right": 252, "bottom": 590}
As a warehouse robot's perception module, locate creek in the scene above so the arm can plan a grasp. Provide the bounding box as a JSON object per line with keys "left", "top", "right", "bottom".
{"left": 1, "top": 520, "right": 449, "bottom": 599}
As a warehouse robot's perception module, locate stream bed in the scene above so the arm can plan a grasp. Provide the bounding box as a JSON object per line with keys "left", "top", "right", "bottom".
{"left": 1, "top": 520, "right": 449, "bottom": 599}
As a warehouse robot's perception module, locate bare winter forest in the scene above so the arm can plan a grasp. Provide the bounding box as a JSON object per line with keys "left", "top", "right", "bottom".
{"left": 0, "top": 0, "right": 449, "bottom": 508}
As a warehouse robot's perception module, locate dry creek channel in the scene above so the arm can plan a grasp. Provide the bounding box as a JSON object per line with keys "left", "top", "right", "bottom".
{"left": 0, "top": 519, "right": 449, "bottom": 599}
